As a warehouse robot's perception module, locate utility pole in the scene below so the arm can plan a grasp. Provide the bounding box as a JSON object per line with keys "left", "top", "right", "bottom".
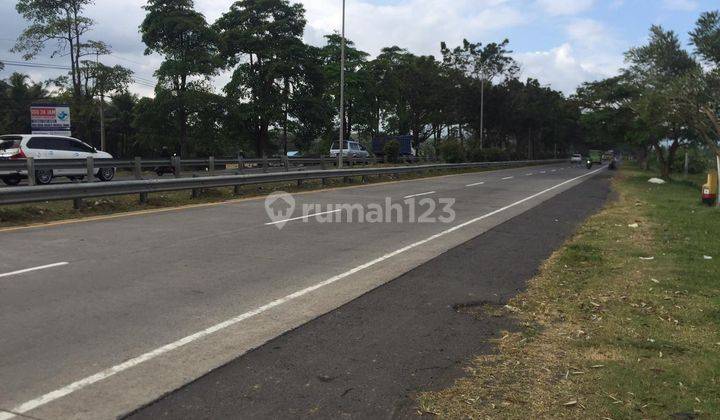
{"left": 96, "top": 51, "right": 106, "bottom": 152}
{"left": 337, "top": 0, "right": 346, "bottom": 169}
{"left": 479, "top": 71, "right": 484, "bottom": 150}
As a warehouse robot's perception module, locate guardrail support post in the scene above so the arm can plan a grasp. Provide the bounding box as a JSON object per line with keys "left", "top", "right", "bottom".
{"left": 297, "top": 179, "right": 303, "bottom": 187}
{"left": 262, "top": 155, "right": 268, "bottom": 173}
{"left": 233, "top": 184, "right": 241, "bottom": 195}
{"left": 86, "top": 156, "right": 94, "bottom": 182}
{"left": 139, "top": 192, "right": 148, "bottom": 204}
{"left": 133, "top": 157, "right": 142, "bottom": 180}
{"left": 320, "top": 154, "right": 326, "bottom": 170}
{"left": 26, "top": 158, "right": 36, "bottom": 186}
{"left": 283, "top": 155, "right": 290, "bottom": 172}
{"left": 73, "top": 198, "right": 83, "bottom": 210}
{"left": 173, "top": 156, "right": 181, "bottom": 178}
{"left": 191, "top": 174, "right": 200, "bottom": 198}
{"left": 208, "top": 156, "right": 215, "bottom": 176}
{"left": 238, "top": 155, "right": 245, "bottom": 175}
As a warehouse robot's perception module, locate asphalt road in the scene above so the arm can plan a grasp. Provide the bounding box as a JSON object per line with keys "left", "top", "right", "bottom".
{"left": 128, "top": 170, "right": 612, "bottom": 419}
{"left": 0, "top": 162, "right": 605, "bottom": 420}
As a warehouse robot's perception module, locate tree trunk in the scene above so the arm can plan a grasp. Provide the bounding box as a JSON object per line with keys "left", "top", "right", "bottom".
{"left": 256, "top": 122, "right": 269, "bottom": 158}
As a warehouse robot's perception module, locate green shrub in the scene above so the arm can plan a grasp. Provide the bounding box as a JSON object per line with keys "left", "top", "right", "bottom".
{"left": 440, "top": 139, "right": 465, "bottom": 163}
{"left": 384, "top": 140, "right": 401, "bottom": 163}
{"left": 468, "top": 145, "right": 510, "bottom": 162}
{"left": 672, "top": 148, "right": 710, "bottom": 174}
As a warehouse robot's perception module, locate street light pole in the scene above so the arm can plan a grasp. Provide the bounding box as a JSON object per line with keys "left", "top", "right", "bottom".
{"left": 338, "top": 0, "right": 346, "bottom": 169}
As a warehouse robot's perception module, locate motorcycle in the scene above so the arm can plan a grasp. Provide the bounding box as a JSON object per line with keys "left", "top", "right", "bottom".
{"left": 586, "top": 159, "right": 592, "bottom": 169}
{"left": 155, "top": 153, "right": 177, "bottom": 176}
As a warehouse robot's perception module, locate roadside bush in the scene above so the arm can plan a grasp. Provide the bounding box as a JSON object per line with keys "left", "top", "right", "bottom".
{"left": 384, "top": 140, "right": 401, "bottom": 163}
{"left": 672, "top": 148, "right": 710, "bottom": 174}
{"left": 440, "top": 139, "right": 465, "bottom": 163}
{"left": 468, "top": 146, "right": 510, "bottom": 162}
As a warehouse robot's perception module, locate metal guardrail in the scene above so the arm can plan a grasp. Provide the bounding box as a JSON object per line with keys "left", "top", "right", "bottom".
{"left": 0, "top": 155, "right": 433, "bottom": 186}
{"left": 0, "top": 159, "right": 564, "bottom": 207}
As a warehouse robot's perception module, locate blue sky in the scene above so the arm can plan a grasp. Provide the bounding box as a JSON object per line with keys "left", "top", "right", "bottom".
{"left": 0, "top": 0, "right": 717, "bottom": 96}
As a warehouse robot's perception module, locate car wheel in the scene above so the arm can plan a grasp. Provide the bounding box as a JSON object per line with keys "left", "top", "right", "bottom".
{"left": 1, "top": 175, "right": 21, "bottom": 186}
{"left": 97, "top": 167, "right": 115, "bottom": 182}
{"left": 35, "top": 169, "right": 53, "bottom": 185}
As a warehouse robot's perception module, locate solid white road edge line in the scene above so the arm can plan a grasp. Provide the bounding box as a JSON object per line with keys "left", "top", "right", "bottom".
{"left": 403, "top": 191, "right": 436, "bottom": 199}
{"left": 0, "top": 262, "right": 68, "bottom": 279}
{"left": 465, "top": 181, "right": 485, "bottom": 187}
{"left": 501, "top": 176, "right": 514, "bottom": 180}
{"left": 264, "top": 209, "right": 342, "bottom": 226}
{"left": 0, "top": 165, "right": 607, "bottom": 420}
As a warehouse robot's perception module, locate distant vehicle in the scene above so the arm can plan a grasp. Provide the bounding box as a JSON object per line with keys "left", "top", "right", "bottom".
{"left": 570, "top": 153, "right": 582, "bottom": 163}
{"left": 0, "top": 134, "right": 114, "bottom": 185}
{"left": 586, "top": 149, "right": 603, "bottom": 169}
{"left": 372, "top": 135, "right": 416, "bottom": 157}
{"left": 286, "top": 151, "right": 302, "bottom": 158}
{"left": 329, "top": 140, "right": 370, "bottom": 158}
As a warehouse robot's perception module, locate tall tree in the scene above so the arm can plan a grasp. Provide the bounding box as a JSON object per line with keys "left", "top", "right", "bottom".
{"left": 215, "top": 0, "right": 307, "bottom": 156}
{"left": 141, "top": 0, "right": 218, "bottom": 156}
{"left": 689, "top": 10, "right": 720, "bottom": 163}
{"left": 13, "top": 0, "right": 108, "bottom": 100}
{"left": 79, "top": 61, "right": 133, "bottom": 150}
{"left": 441, "top": 38, "right": 519, "bottom": 148}
{"left": 320, "top": 34, "right": 369, "bottom": 141}
{"left": 624, "top": 25, "right": 700, "bottom": 177}
{"left": 0, "top": 73, "right": 48, "bottom": 134}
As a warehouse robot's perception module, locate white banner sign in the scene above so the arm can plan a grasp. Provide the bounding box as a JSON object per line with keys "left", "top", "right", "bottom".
{"left": 31, "top": 105, "right": 71, "bottom": 136}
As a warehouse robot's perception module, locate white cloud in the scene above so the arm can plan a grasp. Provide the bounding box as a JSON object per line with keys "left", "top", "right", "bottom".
{"left": 535, "top": 0, "right": 595, "bottom": 16}
{"left": 299, "top": 0, "right": 527, "bottom": 57}
{"left": 515, "top": 19, "right": 624, "bottom": 94}
{"left": 661, "top": 0, "right": 699, "bottom": 11}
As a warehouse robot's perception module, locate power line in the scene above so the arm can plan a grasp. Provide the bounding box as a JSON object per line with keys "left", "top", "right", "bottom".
{"left": 1, "top": 58, "right": 157, "bottom": 89}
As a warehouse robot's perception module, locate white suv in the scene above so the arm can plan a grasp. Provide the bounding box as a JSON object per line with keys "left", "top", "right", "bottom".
{"left": 329, "top": 140, "right": 370, "bottom": 158}
{"left": 0, "top": 134, "right": 115, "bottom": 185}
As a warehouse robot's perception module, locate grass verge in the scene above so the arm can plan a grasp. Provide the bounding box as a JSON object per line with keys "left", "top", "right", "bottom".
{"left": 417, "top": 166, "right": 720, "bottom": 418}
{"left": 0, "top": 165, "right": 518, "bottom": 229}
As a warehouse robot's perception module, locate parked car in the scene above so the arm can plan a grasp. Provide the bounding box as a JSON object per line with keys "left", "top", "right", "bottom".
{"left": 0, "top": 134, "right": 115, "bottom": 185}
{"left": 329, "top": 140, "right": 370, "bottom": 158}
{"left": 570, "top": 153, "right": 583, "bottom": 163}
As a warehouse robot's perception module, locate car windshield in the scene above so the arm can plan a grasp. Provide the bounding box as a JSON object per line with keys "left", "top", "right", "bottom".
{"left": 0, "top": 137, "right": 22, "bottom": 150}
{"left": 331, "top": 141, "right": 349, "bottom": 149}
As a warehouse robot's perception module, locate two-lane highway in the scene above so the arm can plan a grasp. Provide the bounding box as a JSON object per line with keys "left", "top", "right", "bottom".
{"left": 0, "top": 162, "right": 604, "bottom": 419}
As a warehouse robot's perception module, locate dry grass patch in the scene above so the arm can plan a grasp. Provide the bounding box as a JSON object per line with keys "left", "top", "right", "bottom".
{"left": 418, "top": 168, "right": 720, "bottom": 418}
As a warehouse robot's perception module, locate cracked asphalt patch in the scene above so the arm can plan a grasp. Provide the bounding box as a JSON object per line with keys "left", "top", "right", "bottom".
{"left": 127, "top": 173, "right": 612, "bottom": 419}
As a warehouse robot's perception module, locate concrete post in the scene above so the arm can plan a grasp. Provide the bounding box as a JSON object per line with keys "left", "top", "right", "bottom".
{"left": 86, "top": 156, "right": 94, "bottom": 182}
{"left": 173, "top": 156, "right": 181, "bottom": 178}
{"left": 191, "top": 174, "right": 200, "bottom": 198}
{"left": 209, "top": 156, "right": 215, "bottom": 176}
{"left": 133, "top": 157, "right": 142, "bottom": 180}
{"left": 26, "top": 157, "right": 36, "bottom": 186}
{"left": 263, "top": 155, "right": 268, "bottom": 173}
{"left": 238, "top": 155, "right": 245, "bottom": 175}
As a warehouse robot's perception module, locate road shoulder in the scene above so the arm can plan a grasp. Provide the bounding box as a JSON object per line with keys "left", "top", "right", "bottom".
{"left": 126, "top": 173, "right": 612, "bottom": 419}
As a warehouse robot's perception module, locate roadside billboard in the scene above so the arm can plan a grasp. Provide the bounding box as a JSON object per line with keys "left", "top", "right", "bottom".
{"left": 31, "top": 104, "right": 71, "bottom": 136}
